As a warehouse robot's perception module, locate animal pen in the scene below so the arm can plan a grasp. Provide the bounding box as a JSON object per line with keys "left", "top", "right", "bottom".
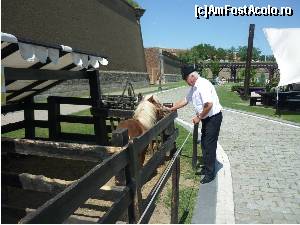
{"left": 1, "top": 33, "right": 180, "bottom": 223}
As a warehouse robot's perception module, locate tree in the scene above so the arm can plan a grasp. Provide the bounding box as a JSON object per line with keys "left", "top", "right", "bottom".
{"left": 227, "top": 47, "right": 236, "bottom": 61}
{"left": 237, "top": 46, "right": 261, "bottom": 61}
{"left": 216, "top": 48, "right": 227, "bottom": 60}
{"left": 210, "top": 61, "right": 220, "bottom": 79}
{"left": 238, "top": 68, "right": 257, "bottom": 83}
{"left": 126, "top": 0, "right": 140, "bottom": 8}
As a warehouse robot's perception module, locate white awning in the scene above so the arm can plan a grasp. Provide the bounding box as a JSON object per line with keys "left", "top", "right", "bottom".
{"left": 1, "top": 32, "right": 109, "bottom": 105}
{"left": 1, "top": 32, "right": 108, "bottom": 70}
{"left": 263, "top": 28, "right": 300, "bottom": 86}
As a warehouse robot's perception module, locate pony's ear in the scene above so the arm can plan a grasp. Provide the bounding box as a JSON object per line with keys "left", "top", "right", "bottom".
{"left": 147, "top": 95, "right": 155, "bottom": 103}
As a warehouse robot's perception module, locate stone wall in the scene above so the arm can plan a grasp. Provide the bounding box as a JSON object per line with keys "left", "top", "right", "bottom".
{"left": 2, "top": 0, "right": 147, "bottom": 72}
{"left": 35, "top": 71, "right": 149, "bottom": 101}
{"left": 164, "top": 74, "right": 182, "bottom": 83}
{"left": 163, "top": 55, "right": 181, "bottom": 75}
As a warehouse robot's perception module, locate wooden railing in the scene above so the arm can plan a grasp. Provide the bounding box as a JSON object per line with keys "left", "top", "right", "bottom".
{"left": 2, "top": 111, "right": 179, "bottom": 223}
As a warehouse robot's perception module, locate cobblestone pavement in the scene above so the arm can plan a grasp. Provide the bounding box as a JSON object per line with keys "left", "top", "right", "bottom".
{"left": 156, "top": 86, "right": 300, "bottom": 224}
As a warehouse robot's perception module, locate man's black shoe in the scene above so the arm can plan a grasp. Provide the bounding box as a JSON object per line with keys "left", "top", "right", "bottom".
{"left": 195, "top": 168, "right": 207, "bottom": 176}
{"left": 200, "top": 175, "right": 215, "bottom": 184}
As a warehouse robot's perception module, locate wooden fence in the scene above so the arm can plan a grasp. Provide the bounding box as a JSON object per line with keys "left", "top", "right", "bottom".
{"left": 2, "top": 102, "right": 179, "bottom": 223}
{"left": 2, "top": 68, "right": 179, "bottom": 223}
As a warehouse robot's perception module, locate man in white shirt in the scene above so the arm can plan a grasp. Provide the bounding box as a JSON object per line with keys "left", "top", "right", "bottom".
{"left": 168, "top": 65, "right": 223, "bottom": 184}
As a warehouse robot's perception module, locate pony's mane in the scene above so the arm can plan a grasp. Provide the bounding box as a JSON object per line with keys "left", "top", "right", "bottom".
{"left": 144, "top": 94, "right": 160, "bottom": 104}
{"left": 133, "top": 100, "right": 157, "bottom": 130}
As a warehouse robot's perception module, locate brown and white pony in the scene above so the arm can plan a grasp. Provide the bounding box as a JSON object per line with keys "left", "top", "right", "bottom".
{"left": 116, "top": 94, "right": 166, "bottom": 165}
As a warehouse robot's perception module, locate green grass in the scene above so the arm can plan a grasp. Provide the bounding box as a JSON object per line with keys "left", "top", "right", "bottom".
{"left": 3, "top": 108, "right": 94, "bottom": 139}
{"left": 216, "top": 83, "right": 300, "bottom": 123}
{"left": 142, "top": 80, "right": 186, "bottom": 95}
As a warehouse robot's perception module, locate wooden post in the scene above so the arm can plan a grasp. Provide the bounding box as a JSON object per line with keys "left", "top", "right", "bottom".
{"left": 171, "top": 156, "right": 180, "bottom": 224}
{"left": 88, "top": 70, "right": 108, "bottom": 145}
{"left": 244, "top": 24, "right": 255, "bottom": 99}
{"left": 158, "top": 49, "right": 164, "bottom": 91}
{"left": 24, "top": 97, "right": 35, "bottom": 139}
{"left": 192, "top": 123, "right": 199, "bottom": 169}
{"left": 126, "top": 142, "right": 143, "bottom": 223}
{"left": 112, "top": 128, "right": 129, "bottom": 186}
{"left": 48, "top": 96, "right": 61, "bottom": 140}
{"left": 111, "top": 128, "right": 130, "bottom": 222}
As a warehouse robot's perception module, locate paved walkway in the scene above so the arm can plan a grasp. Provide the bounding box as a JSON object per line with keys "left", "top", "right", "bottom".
{"left": 156, "top": 86, "right": 300, "bottom": 224}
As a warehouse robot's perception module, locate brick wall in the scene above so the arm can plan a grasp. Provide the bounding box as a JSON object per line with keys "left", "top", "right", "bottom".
{"left": 144, "top": 48, "right": 160, "bottom": 84}
{"left": 144, "top": 48, "right": 182, "bottom": 84}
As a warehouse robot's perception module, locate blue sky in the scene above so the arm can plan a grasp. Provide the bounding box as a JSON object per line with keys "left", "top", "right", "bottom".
{"left": 137, "top": 0, "right": 300, "bottom": 55}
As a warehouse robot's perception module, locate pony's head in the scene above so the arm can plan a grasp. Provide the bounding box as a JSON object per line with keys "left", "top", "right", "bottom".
{"left": 133, "top": 94, "right": 168, "bottom": 130}
{"left": 144, "top": 94, "right": 169, "bottom": 120}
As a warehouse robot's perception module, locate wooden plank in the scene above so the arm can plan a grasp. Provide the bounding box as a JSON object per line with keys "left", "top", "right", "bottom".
{"left": 2, "top": 171, "right": 127, "bottom": 201}
{"left": 140, "top": 129, "right": 178, "bottom": 186}
{"left": 171, "top": 157, "right": 180, "bottom": 224}
{"left": 19, "top": 149, "right": 129, "bottom": 224}
{"left": 1, "top": 138, "right": 124, "bottom": 162}
{"left": 112, "top": 128, "right": 129, "bottom": 186}
{"left": 2, "top": 172, "right": 72, "bottom": 193}
{"left": 98, "top": 188, "right": 131, "bottom": 224}
{"left": 125, "top": 143, "right": 143, "bottom": 223}
{"left": 32, "top": 103, "right": 48, "bottom": 110}
{"left": 111, "top": 128, "right": 129, "bottom": 147}
{"left": 1, "top": 205, "right": 98, "bottom": 224}
{"left": 49, "top": 96, "right": 92, "bottom": 105}
{"left": 33, "top": 120, "right": 49, "bottom": 128}
{"left": 4, "top": 67, "right": 88, "bottom": 80}
{"left": 1, "top": 43, "right": 19, "bottom": 59}
{"left": 2, "top": 204, "right": 29, "bottom": 224}
{"left": 48, "top": 96, "right": 60, "bottom": 140}
{"left": 1, "top": 102, "right": 24, "bottom": 113}
{"left": 6, "top": 80, "right": 46, "bottom": 101}
{"left": 24, "top": 98, "right": 35, "bottom": 139}
{"left": 132, "top": 111, "right": 177, "bottom": 155}
{"left": 1, "top": 121, "right": 25, "bottom": 133}
{"left": 58, "top": 115, "right": 94, "bottom": 124}
{"left": 60, "top": 133, "right": 96, "bottom": 143}
{"left": 21, "top": 80, "right": 64, "bottom": 104}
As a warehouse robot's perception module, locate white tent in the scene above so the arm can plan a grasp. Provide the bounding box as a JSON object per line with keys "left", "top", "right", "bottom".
{"left": 263, "top": 28, "right": 300, "bottom": 87}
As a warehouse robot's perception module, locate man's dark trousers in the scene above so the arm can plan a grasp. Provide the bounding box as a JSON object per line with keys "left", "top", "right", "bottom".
{"left": 200, "top": 112, "right": 223, "bottom": 177}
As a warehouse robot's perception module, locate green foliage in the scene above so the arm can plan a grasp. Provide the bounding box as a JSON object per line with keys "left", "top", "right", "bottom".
{"left": 209, "top": 61, "right": 220, "bottom": 79}
{"left": 178, "top": 43, "right": 272, "bottom": 66}
{"left": 237, "top": 46, "right": 261, "bottom": 61}
{"left": 125, "top": 0, "right": 140, "bottom": 8}
{"left": 201, "top": 68, "right": 209, "bottom": 79}
{"left": 231, "top": 85, "right": 243, "bottom": 92}
{"left": 265, "top": 76, "right": 280, "bottom": 92}
{"left": 259, "top": 55, "right": 276, "bottom": 62}
{"left": 216, "top": 84, "right": 300, "bottom": 123}
{"left": 237, "top": 68, "right": 257, "bottom": 83}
